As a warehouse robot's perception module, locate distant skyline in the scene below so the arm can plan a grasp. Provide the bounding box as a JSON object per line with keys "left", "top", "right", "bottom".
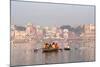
{"left": 11, "top": 1, "right": 95, "bottom": 27}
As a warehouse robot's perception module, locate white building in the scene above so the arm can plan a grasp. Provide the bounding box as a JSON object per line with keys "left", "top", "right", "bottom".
{"left": 63, "top": 29, "right": 69, "bottom": 39}
{"left": 80, "top": 24, "right": 95, "bottom": 39}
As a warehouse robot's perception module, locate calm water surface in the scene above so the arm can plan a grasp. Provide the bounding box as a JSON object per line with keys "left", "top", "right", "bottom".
{"left": 11, "top": 40, "right": 95, "bottom": 66}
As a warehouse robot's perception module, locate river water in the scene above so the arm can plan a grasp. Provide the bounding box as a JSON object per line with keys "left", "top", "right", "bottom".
{"left": 11, "top": 40, "right": 95, "bottom": 66}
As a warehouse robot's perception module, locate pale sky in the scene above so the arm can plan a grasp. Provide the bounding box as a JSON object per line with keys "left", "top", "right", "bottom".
{"left": 11, "top": 0, "right": 95, "bottom": 27}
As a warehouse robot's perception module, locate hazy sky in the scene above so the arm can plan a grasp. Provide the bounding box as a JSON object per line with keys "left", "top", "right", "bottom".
{"left": 11, "top": 1, "right": 95, "bottom": 27}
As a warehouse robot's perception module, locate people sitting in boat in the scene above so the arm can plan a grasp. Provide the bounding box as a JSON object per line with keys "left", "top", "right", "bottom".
{"left": 49, "top": 44, "right": 52, "bottom": 48}
{"left": 64, "top": 45, "right": 69, "bottom": 48}
{"left": 55, "top": 43, "right": 59, "bottom": 49}
{"left": 52, "top": 42, "right": 56, "bottom": 48}
{"left": 44, "top": 43, "right": 49, "bottom": 49}
{"left": 44, "top": 42, "right": 59, "bottom": 49}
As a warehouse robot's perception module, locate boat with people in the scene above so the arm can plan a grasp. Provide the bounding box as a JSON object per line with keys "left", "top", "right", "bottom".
{"left": 42, "top": 42, "right": 59, "bottom": 52}
{"left": 64, "top": 46, "right": 70, "bottom": 50}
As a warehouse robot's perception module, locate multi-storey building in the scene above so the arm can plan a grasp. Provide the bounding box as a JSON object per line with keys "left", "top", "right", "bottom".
{"left": 11, "top": 25, "right": 26, "bottom": 41}
{"left": 80, "top": 24, "right": 95, "bottom": 39}
{"left": 63, "top": 29, "right": 69, "bottom": 39}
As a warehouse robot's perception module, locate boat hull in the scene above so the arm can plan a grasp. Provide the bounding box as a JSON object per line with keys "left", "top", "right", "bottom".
{"left": 42, "top": 48, "right": 58, "bottom": 52}
{"left": 64, "top": 48, "right": 70, "bottom": 50}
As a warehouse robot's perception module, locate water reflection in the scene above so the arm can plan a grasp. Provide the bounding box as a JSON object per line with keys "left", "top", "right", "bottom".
{"left": 11, "top": 40, "right": 95, "bottom": 66}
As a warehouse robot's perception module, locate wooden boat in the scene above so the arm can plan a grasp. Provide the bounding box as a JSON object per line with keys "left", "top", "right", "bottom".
{"left": 42, "top": 48, "right": 58, "bottom": 52}
{"left": 34, "top": 49, "right": 38, "bottom": 52}
{"left": 64, "top": 48, "right": 70, "bottom": 50}
{"left": 64, "top": 46, "right": 71, "bottom": 50}
{"left": 42, "top": 42, "right": 60, "bottom": 52}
